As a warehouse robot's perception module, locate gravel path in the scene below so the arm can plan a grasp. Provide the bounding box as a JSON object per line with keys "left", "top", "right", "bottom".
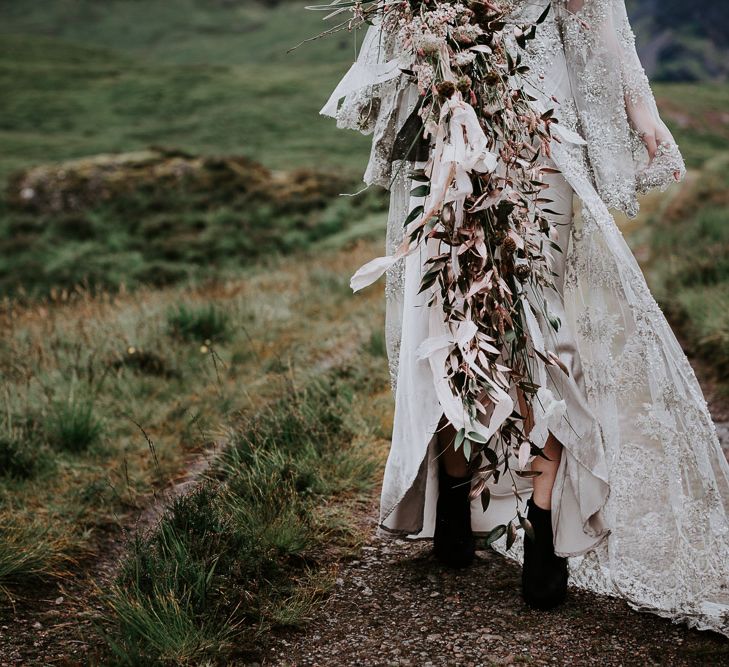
{"left": 262, "top": 344, "right": 729, "bottom": 667}
{"left": 262, "top": 498, "right": 729, "bottom": 667}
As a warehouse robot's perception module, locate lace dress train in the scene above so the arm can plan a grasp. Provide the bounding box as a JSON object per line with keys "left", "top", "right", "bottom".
{"left": 322, "top": 0, "right": 729, "bottom": 638}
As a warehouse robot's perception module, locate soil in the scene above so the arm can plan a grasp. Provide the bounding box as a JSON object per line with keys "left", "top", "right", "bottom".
{"left": 261, "top": 509, "right": 729, "bottom": 667}
{"left": 259, "top": 342, "right": 729, "bottom": 667}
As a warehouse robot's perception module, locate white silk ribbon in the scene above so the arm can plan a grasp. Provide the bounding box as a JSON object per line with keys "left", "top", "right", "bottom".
{"left": 417, "top": 307, "right": 514, "bottom": 444}
{"left": 520, "top": 294, "right": 567, "bottom": 448}
{"left": 349, "top": 234, "right": 418, "bottom": 292}
{"left": 349, "top": 91, "right": 498, "bottom": 293}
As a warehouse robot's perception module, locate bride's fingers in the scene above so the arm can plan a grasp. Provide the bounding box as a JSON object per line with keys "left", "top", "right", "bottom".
{"left": 643, "top": 131, "right": 658, "bottom": 161}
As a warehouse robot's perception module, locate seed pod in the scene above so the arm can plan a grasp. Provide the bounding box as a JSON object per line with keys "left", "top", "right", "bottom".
{"left": 457, "top": 75, "right": 472, "bottom": 94}
{"left": 515, "top": 263, "right": 531, "bottom": 281}
{"left": 441, "top": 203, "right": 455, "bottom": 227}
{"left": 493, "top": 229, "right": 507, "bottom": 244}
{"left": 436, "top": 80, "right": 457, "bottom": 98}
{"left": 502, "top": 235, "right": 517, "bottom": 254}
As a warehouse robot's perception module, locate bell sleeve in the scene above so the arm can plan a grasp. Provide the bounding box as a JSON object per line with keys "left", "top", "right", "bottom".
{"left": 557, "top": 0, "right": 686, "bottom": 217}
{"left": 320, "top": 20, "right": 416, "bottom": 189}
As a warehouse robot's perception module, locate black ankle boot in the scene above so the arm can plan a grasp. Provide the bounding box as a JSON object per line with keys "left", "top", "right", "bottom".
{"left": 521, "top": 496, "right": 568, "bottom": 609}
{"left": 432, "top": 466, "right": 476, "bottom": 568}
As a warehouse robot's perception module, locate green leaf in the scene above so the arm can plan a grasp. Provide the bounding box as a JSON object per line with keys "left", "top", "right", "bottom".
{"left": 466, "top": 430, "right": 488, "bottom": 444}
{"left": 483, "top": 447, "right": 498, "bottom": 468}
{"left": 506, "top": 520, "right": 518, "bottom": 550}
{"left": 410, "top": 185, "right": 430, "bottom": 198}
{"left": 404, "top": 205, "right": 424, "bottom": 226}
{"left": 480, "top": 486, "right": 491, "bottom": 513}
{"left": 455, "top": 427, "right": 466, "bottom": 451}
{"left": 536, "top": 3, "right": 552, "bottom": 24}
{"left": 514, "top": 469, "right": 542, "bottom": 478}
{"left": 409, "top": 170, "right": 430, "bottom": 182}
{"left": 547, "top": 239, "right": 563, "bottom": 253}
{"left": 484, "top": 524, "right": 507, "bottom": 546}
{"left": 417, "top": 272, "right": 439, "bottom": 295}
{"left": 519, "top": 514, "right": 536, "bottom": 541}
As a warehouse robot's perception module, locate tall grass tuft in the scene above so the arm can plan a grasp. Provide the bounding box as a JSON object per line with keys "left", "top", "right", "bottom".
{"left": 103, "top": 374, "right": 377, "bottom": 664}
{"left": 166, "top": 303, "right": 231, "bottom": 343}
{"left": 0, "top": 428, "right": 50, "bottom": 480}
{"left": 0, "top": 521, "right": 72, "bottom": 589}
{"left": 47, "top": 396, "right": 104, "bottom": 453}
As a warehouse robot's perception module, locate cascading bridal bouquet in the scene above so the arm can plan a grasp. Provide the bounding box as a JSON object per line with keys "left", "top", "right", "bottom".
{"left": 308, "top": 0, "right": 577, "bottom": 548}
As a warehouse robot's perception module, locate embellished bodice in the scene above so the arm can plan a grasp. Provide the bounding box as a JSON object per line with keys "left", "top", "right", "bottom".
{"left": 323, "top": 0, "right": 685, "bottom": 218}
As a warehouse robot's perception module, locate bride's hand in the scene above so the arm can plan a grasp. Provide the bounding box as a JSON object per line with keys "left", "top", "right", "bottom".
{"left": 626, "top": 95, "right": 681, "bottom": 181}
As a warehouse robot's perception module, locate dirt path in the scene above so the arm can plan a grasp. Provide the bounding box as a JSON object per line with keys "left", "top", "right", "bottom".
{"left": 262, "top": 513, "right": 729, "bottom": 667}
{"left": 261, "top": 346, "right": 729, "bottom": 667}
{"left": 0, "top": 442, "right": 224, "bottom": 667}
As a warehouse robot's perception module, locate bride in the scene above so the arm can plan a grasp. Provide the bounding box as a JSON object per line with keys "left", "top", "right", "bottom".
{"left": 321, "top": 0, "right": 729, "bottom": 636}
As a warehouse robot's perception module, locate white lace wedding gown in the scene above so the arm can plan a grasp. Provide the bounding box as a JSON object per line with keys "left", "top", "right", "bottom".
{"left": 322, "top": 0, "right": 729, "bottom": 637}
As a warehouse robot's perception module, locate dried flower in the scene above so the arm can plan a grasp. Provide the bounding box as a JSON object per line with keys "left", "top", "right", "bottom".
{"left": 454, "top": 51, "right": 477, "bottom": 68}
{"left": 502, "top": 235, "right": 517, "bottom": 254}
{"left": 436, "top": 80, "right": 457, "bottom": 98}
{"left": 514, "top": 262, "right": 531, "bottom": 281}
{"left": 457, "top": 75, "right": 473, "bottom": 94}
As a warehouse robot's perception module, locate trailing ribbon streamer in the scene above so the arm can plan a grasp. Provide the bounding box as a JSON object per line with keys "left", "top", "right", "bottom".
{"left": 349, "top": 91, "right": 497, "bottom": 292}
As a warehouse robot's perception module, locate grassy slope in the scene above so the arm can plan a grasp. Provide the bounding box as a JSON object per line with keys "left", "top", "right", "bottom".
{"left": 0, "top": 151, "right": 386, "bottom": 299}
{"left": 0, "top": 1, "right": 370, "bottom": 185}
{"left": 1, "top": 0, "right": 728, "bottom": 188}
{"left": 0, "top": 224, "right": 392, "bottom": 647}
{"left": 627, "top": 156, "right": 729, "bottom": 383}
{"left": 656, "top": 84, "right": 729, "bottom": 167}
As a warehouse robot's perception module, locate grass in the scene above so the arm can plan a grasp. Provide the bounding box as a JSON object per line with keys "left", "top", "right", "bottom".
{"left": 0, "top": 521, "right": 73, "bottom": 590}
{"left": 629, "top": 153, "right": 729, "bottom": 382}
{"left": 0, "top": 1, "right": 371, "bottom": 186}
{"left": 0, "top": 221, "right": 392, "bottom": 617}
{"left": 653, "top": 83, "right": 729, "bottom": 168}
{"left": 166, "top": 303, "right": 232, "bottom": 344}
{"left": 0, "top": 150, "right": 387, "bottom": 299}
{"left": 103, "top": 371, "right": 378, "bottom": 664}
{"left": 0, "top": 429, "right": 48, "bottom": 481}
{"left": 0, "top": 1, "right": 726, "bottom": 189}
{"left": 47, "top": 396, "right": 105, "bottom": 453}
